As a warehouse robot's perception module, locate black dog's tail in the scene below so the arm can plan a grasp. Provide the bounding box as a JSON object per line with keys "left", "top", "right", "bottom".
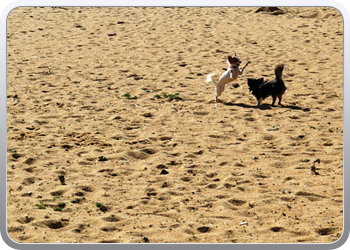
{"left": 275, "top": 64, "right": 284, "bottom": 82}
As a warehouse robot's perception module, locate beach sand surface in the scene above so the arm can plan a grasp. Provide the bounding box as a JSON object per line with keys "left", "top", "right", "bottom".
{"left": 7, "top": 7, "right": 343, "bottom": 243}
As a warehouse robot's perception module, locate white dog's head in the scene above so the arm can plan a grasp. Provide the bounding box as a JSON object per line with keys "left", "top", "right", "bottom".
{"left": 227, "top": 54, "right": 241, "bottom": 68}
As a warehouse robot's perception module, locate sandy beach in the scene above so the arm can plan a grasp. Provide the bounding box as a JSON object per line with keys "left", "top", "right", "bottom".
{"left": 7, "top": 7, "right": 343, "bottom": 243}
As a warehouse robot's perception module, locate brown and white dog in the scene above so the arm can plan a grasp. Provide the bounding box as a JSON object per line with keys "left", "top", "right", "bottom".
{"left": 206, "top": 54, "right": 249, "bottom": 102}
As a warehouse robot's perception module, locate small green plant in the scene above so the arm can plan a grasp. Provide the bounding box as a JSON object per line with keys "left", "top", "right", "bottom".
{"left": 123, "top": 93, "right": 137, "bottom": 100}
{"left": 58, "top": 202, "right": 67, "bottom": 208}
{"left": 96, "top": 202, "right": 107, "bottom": 212}
{"left": 35, "top": 203, "right": 48, "bottom": 209}
{"left": 163, "top": 93, "right": 180, "bottom": 102}
{"left": 252, "top": 156, "right": 259, "bottom": 160}
{"left": 98, "top": 155, "right": 107, "bottom": 162}
{"left": 302, "top": 159, "right": 310, "bottom": 162}
{"left": 96, "top": 202, "right": 104, "bottom": 208}
{"left": 309, "top": 126, "right": 316, "bottom": 129}
{"left": 54, "top": 207, "right": 63, "bottom": 211}
{"left": 154, "top": 94, "right": 161, "bottom": 99}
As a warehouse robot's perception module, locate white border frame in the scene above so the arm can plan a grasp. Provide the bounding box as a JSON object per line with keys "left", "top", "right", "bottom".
{"left": 1, "top": 1, "right": 348, "bottom": 249}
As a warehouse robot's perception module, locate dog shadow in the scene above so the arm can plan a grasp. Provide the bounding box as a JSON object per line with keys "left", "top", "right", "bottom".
{"left": 224, "top": 102, "right": 272, "bottom": 110}
{"left": 281, "top": 105, "right": 310, "bottom": 111}
{"left": 224, "top": 102, "right": 308, "bottom": 111}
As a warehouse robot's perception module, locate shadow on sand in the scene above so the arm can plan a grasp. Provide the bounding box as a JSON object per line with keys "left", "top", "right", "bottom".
{"left": 224, "top": 102, "right": 310, "bottom": 111}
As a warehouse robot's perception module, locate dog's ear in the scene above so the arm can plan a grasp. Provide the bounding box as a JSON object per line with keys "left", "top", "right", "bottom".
{"left": 227, "top": 55, "right": 235, "bottom": 64}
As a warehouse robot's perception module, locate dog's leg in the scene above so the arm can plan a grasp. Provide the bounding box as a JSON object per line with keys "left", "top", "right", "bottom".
{"left": 214, "top": 90, "right": 219, "bottom": 102}
{"left": 271, "top": 96, "right": 276, "bottom": 106}
{"left": 257, "top": 97, "right": 262, "bottom": 106}
{"left": 239, "top": 62, "right": 249, "bottom": 75}
{"left": 215, "top": 85, "right": 223, "bottom": 102}
{"left": 221, "top": 84, "right": 225, "bottom": 94}
{"left": 214, "top": 85, "right": 219, "bottom": 102}
{"left": 207, "top": 73, "right": 219, "bottom": 101}
{"left": 278, "top": 95, "right": 283, "bottom": 106}
{"left": 243, "top": 62, "right": 249, "bottom": 69}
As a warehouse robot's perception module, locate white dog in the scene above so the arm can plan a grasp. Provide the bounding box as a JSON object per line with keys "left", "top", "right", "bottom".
{"left": 206, "top": 54, "right": 249, "bottom": 102}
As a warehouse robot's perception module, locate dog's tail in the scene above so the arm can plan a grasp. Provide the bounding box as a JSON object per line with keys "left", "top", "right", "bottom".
{"left": 275, "top": 64, "right": 284, "bottom": 82}
{"left": 206, "top": 73, "right": 216, "bottom": 85}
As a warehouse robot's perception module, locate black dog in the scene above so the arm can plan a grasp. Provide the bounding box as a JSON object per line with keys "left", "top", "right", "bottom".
{"left": 247, "top": 64, "right": 286, "bottom": 106}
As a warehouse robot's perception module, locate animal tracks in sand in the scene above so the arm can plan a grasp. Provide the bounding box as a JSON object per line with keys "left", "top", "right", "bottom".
{"left": 7, "top": 7, "right": 342, "bottom": 243}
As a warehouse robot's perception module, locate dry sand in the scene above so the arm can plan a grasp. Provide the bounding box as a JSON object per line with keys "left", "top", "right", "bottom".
{"left": 7, "top": 7, "right": 343, "bottom": 243}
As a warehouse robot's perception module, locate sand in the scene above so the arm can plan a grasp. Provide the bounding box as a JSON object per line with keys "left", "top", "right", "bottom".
{"left": 6, "top": 7, "right": 343, "bottom": 243}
